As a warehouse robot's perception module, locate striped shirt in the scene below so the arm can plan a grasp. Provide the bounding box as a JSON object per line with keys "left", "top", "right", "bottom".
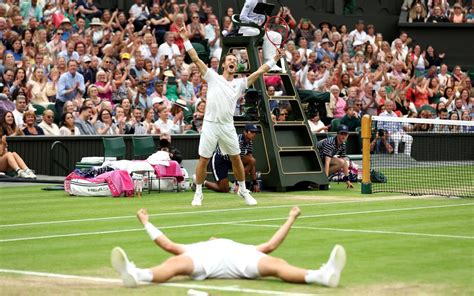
{"left": 238, "top": 134, "right": 253, "bottom": 157}
{"left": 316, "top": 137, "right": 346, "bottom": 159}
{"left": 215, "top": 133, "right": 253, "bottom": 160}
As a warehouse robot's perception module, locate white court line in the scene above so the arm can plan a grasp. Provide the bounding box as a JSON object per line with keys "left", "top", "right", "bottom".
{"left": 0, "top": 269, "right": 317, "bottom": 296}
{"left": 1, "top": 203, "right": 472, "bottom": 243}
{"left": 0, "top": 198, "right": 412, "bottom": 228}
{"left": 228, "top": 223, "right": 474, "bottom": 240}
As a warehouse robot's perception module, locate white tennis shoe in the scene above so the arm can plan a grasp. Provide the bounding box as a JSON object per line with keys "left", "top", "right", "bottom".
{"left": 319, "top": 244, "right": 346, "bottom": 288}
{"left": 237, "top": 188, "right": 257, "bottom": 206}
{"left": 191, "top": 191, "right": 203, "bottom": 206}
{"left": 24, "top": 169, "right": 37, "bottom": 179}
{"left": 111, "top": 247, "right": 139, "bottom": 288}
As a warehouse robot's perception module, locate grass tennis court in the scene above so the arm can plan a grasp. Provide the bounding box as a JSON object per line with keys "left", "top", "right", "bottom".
{"left": 1, "top": 184, "right": 473, "bottom": 295}
{"left": 373, "top": 165, "right": 474, "bottom": 197}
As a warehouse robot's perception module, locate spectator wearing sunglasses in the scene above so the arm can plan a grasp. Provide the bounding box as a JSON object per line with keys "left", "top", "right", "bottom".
{"left": 38, "top": 109, "right": 60, "bottom": 136}
{"left": 277, "top": 107, "right": 289, "bottom": 122}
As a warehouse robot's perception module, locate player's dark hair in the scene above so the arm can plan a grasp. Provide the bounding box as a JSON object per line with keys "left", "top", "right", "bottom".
{"left": 222, "top": 53, "right": 237, "bottom": 64}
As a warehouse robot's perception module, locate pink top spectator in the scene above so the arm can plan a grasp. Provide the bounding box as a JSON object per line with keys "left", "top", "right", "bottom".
{"left": 333, "top": 97, "right": 347, "bottom": 119}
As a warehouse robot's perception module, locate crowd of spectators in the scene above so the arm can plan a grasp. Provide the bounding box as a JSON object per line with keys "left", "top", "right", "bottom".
{"left": 403, "top": 0, "right": 474, "bottom": 23}
{"left": 0, "top": 0, "right": 472, "bottom": 140}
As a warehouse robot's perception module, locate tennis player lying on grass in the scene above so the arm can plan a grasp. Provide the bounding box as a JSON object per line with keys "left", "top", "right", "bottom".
{"left": 111, "top": 208, "right": 346, "bottom": 288}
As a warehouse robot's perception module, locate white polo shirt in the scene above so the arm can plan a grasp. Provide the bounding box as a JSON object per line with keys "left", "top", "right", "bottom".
{"left": 203, "top": 69, "right": 247, "bottom": 124}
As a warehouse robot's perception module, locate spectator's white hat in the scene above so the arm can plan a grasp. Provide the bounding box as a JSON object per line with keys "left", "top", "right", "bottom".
{"left": 61, "top": 18, "right": 71, "bottom": 25}
{"left": 172, "top": 98, "right": 189, "bottom": 111}
{"left": 90, "top": 18, "right": 103, "bottom": 26}
{"left": 102, "top": 44, "right": 113, "bottom": 53}
{"left": 83, "top": 55, "right": 92, "bottom": 63}
{"left": 321, "top": 38, "right": 331, "bottom": 44}
{"left": 152, "top": 97, "right": 164, "bottom": 105}
{"left": 353, "top": 40, "right": 365, "bottom": 47}
{"left": 320, "top": 38, "right": 333, "bottom": 47}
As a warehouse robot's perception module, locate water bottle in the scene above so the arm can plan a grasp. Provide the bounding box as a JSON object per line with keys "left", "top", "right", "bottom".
{"left": 132, "top": 174, "right": 144, "bottom": 197}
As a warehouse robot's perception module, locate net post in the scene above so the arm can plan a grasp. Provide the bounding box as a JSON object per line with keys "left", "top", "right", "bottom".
{"left": 361, "top": 114, "right": 372, "bottom": 194}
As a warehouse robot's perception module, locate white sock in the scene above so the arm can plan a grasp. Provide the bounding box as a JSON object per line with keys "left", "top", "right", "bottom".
{"left": 304, "top": 269, "right": 323, "bottom": 284}
{"left": 237, "top": 181, "right": 246, "bottom": 191}
{"left": 196, "top": 184, "right": 203, "bottom": 194}
{"left": 135, "top": 267, "right": 154, "bottom": 282}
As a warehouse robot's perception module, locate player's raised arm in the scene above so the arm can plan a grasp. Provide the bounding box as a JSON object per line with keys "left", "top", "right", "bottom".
{"left": 178, "top": 25, "right": 208, "bottom": 76}
{"left": 137, "top": 208, "right": 186, "bottom": 255}
{"left": 247, "top": 48, "right": 285, "bottom": 87}
{"left": 256, "top": 206, "right": 301, "bottom": 254}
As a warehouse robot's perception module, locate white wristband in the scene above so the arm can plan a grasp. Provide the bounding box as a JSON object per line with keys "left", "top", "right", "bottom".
{"left": 265, "top": 59, "right": 277, "bottom": 69}
{"left": 144, "top": 222, "right": 163, "bottom": 241}
{"left": 184, "top": 40, "right": 193, "bottom": 52}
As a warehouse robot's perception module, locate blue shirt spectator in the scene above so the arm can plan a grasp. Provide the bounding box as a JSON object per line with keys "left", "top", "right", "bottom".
{"left": 57, "top": 60, "right": 85, "bottom": 103}
{"left": 58, "top": 41, "right": 80, "bottom": 63}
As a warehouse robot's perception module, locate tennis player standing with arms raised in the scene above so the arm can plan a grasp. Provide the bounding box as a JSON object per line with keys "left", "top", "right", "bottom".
{"left": 177, "top": 25, "right": 283, "bottom": 206}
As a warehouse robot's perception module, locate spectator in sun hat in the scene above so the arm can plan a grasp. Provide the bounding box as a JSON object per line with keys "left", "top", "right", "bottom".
{"left": 351, "top": 39, "right": 366, "bottom": 54}
{"left": 60, "top": 18, "right": 73, "bottom": 41}
{"left": 89, "top": 17, "right": 105, "bottom": 45}
{"left": 316, "top": 38, "right": 335, "bottom": 62}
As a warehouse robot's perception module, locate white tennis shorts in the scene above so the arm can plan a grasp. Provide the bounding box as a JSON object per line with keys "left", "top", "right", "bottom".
{"left": 198, "top": 121, "right": 240, "bottom": 158}
{"left": 184, "top": 239, "right": 266, "bottom": 280}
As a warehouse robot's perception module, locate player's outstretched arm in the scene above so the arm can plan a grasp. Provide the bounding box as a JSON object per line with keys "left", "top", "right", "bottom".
{"left": 178, "top": 25, "right": 208, "bottom": 76}
{"left": 137, "top": 209, "right": 186, "bottom": 255}
{"left": 247, "top": 48, "right": 285, "bottom": 87}
{"left": 256, "top": 207, "right": 301, "bottom": 254}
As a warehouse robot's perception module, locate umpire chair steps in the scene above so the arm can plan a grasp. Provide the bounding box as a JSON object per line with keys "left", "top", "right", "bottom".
{"left": 214, "top": 16, "right": 328, "bottom": 191}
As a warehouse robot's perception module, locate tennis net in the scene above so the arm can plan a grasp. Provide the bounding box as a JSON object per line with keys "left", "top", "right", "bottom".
{"left": 369, "top": 115, "right": 474, "bottom": 198}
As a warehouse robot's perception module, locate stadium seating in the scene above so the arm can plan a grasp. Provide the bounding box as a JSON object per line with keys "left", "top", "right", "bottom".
{"left": 330, "top": 118, "right": 342, "bottom": 132}
{"left": 103, "top": 137, "right": 126, "bottom": 161}
{"left": 132, "top": 136, "right": 156, "bottom": 159}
